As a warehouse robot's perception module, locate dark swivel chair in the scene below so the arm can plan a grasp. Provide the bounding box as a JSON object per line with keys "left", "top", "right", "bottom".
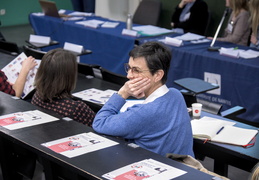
{"left": 23, "top": 45, "right": 46, "bottom": 59}
{"left": 99, "top": 67, "right": 128, "bottom": 86}
{"left": 132, "top": 0, "right": 162, "bottom": 26}
{"left": 78, "top": 63, "right": 100, "bottom": 77}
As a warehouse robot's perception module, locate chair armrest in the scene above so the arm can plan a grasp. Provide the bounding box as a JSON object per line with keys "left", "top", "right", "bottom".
{"left": 220, "top": 106, "right": 246, "bottom": 118}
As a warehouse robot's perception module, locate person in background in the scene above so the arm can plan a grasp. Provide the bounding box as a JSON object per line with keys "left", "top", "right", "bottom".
{"left": 32, "top": 48, "right": 95, "bottom": 126}
{"left": 93, "top": 41, "right": 194, "bottom": 157}
{"left": 71, "top": 0, "right": 95, "bottom": 13}
{"left": 249, "top": 0, "right": 259, "bottom": 49}
{"left": 0, "top": 56, "right": 36, "bottom": 97}
{"left": 209, "top": 0, "right": 250, "bottom": 46}
{"left": 171, "top": 0, "right": 209, "bottom": 35}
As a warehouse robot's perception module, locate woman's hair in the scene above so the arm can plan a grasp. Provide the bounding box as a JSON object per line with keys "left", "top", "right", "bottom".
{"left": 34, "top": 48, "right": 77, "bottom": 101}
{"left": 230, "top": 0, "right": 248, "bottom": 17}
{"left": 249, "top": 0, "right": 259, "bottom": 37}
{"left": 129, "top": 41, "right": 172, "bottom": 84}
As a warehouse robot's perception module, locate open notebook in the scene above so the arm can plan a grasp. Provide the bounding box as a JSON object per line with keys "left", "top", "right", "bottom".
{"left": 191, "top": 116, "right": 258, "bottom": 146}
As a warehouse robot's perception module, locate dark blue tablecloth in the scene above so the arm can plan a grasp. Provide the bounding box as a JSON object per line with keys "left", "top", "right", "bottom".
{"left": 29, "top": 13, "right": 137, "bottom": 75}
{"left": 139, "top": 35, "right": 259, "bottom": 123}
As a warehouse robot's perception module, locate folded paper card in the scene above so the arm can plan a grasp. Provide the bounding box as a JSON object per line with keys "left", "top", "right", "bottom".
{"left": 63, "top": 42, "right": 84, "bottom": 54}
{"left": 164, "top": 37, "right": 183, "bottom": 47}
{"left": 122, "top": 29, "right": 138, "bottom": 37}
{"left": 29, "top": 34, "right": 50, "bottom": 46}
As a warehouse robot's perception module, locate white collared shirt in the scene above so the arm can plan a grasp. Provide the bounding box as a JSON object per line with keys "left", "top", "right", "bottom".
{"left": 143, "top": 85, "right": 169, "bottom": 104}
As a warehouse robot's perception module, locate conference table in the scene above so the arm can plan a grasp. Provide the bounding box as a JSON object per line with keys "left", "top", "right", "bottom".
{"left": 137, "top": 34, "right": 259, "bottom": 124}
{"left": 29, "top": 12, "right": 138, "bottom": 75}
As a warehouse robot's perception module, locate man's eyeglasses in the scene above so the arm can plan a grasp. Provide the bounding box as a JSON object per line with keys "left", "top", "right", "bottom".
{"left": 124, "top": 63, "right": 151, "bottom": 74}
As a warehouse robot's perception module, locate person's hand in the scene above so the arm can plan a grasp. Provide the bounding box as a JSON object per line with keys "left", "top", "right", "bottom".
{"left": 250, "top": 34, "right": 258, "bottom": 45}
{"left": 21, "top": 56, "right": 37, "bottom": 73}
{"left": 118, "top": 77, "right": 151, "bottom": 99}
{"left": 207, "top": 37, "right": 213, "bottom": 40}
{"left": 179, "top": 0, "right": 195, "bottom": 8}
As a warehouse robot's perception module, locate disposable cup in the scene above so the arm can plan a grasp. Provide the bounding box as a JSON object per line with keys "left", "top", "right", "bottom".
{"left": 192, "top": 103, "right": 202, "bottom": 119}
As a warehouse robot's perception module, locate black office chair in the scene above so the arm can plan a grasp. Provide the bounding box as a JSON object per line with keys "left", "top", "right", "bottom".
{"left": 99, "top": 67, "right": 128, "bottom": 86}
{"left": 204, "top": 10, "right": 211, "bottom": 36}
{"left": 132, "top": 0, "right": 162, "bottom": 26}
{"left": 174, "top": 77, "right": 247, "bottom": 122}
{"left": 78, "top": 63, "right": 100, "bottom": 77}
{"left": 23, "top": 45, "right": 46, "bottom": 59}
{"left": 0, "top": 40, "right": 20, "bottom": 56}
{"left": 196, "top": 98, "right": 223, "bottom": 115}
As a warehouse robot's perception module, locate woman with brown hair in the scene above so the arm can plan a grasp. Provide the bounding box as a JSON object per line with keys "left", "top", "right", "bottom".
{"left": 32, "top": 48, "right": 95, "bottom": 126}
{"left": 249, "top": 0, "right": 259, "bottom": 49}
{"left": 212, "top": 0, "right": 250, "bottom": 46}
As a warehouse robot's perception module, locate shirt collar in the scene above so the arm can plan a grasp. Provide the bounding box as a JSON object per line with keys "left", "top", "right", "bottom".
{"left": 143, "top": 85, "right": 169, "bottom": 104}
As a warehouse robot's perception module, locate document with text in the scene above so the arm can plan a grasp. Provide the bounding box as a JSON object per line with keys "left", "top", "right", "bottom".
{"left": 0, "top": 110, "right": 59, "bottom": 130}
{"left": 102, "top": 158, "right": 186, "bottom": 180}
{"left": 42, "top": 132, "right": 119, "bottom": 158}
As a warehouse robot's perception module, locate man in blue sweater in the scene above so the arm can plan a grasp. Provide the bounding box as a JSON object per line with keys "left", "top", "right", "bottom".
{"left": 93, "top": 41, "right": 194, "bottom": 157}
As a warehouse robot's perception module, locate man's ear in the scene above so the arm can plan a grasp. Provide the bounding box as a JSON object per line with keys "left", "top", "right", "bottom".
{"left": 154, "top": 70, "right": 164, "bottom": 83}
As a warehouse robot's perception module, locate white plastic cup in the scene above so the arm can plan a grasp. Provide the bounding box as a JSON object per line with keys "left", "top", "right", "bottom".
{"left": 192, "top": 103, "right": 202, "bottom": 119}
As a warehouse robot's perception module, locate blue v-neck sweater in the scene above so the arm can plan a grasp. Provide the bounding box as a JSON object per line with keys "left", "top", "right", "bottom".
{"left": 93, "top": 88, "right": 194, "bottom": 157}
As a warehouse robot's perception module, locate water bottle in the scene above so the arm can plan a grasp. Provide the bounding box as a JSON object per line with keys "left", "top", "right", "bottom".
{"left": 126, "top": 14, "right": 132, "bottom": 30}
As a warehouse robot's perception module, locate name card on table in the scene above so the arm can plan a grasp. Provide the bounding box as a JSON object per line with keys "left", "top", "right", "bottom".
{"left": 64, "top": 42, "right": 84, "bottom": 54}
{"left": 164, "top": 37, "right": 183, "bottom": 47}
{"left": 29, "top": 34, "right": 51, "bottom": 46}
{"left": 219, "top": 48, "right": 239, "bottom": 58}
{"left": 122, "top": 29, "right": 138, "bottom": 37}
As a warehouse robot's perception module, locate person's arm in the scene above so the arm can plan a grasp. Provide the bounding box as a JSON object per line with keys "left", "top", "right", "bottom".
{"left": 250, "top": 33, "right": 259, "bottom": 47}
{"left": 12, "top": 56, "right": 37, "bottom": 97}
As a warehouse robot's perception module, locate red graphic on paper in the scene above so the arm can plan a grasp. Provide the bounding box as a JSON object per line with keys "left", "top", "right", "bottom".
{"left": 195, "top": 110, "right": 199, "bottom": 113}
{"left": 47, "top": 141, "right": 82, "bottom": 153}
{"left": 114, "top": 170, "right": 150, "bottom": 180}
{"left": 0, "top": 116, "right": 24, "bottom": 126}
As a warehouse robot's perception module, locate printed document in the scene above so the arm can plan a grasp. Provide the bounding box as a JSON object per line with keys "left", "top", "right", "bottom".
{"left": 102, "top": 158, "right": 186, "bottom": 180}
{"left": 42, "top": 132, "right": 119, "bottom": 158}
{"left": 0, "top": 110, "right": 59, "bottom": 130}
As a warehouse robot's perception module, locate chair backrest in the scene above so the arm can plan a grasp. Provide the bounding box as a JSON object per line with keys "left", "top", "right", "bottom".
{"left": 0, "top": 40, "right": 20, "bottom": 56}
{"left": 23, "top": 45, "right": 46, "bottom": 59}
{"left": 100, "top": 67, "right": 128, "bottom": 86}
{"left": 78, "top": 63, "right": 100, "bottom": 77}
{"left": 204, "top": 10, "right": 211, "bottom": 36}
{"left": 132, "top": 0, "right": 161, "bottom": 26}
{"left": 197, "top": 98, "right": 222, "bottom": 115}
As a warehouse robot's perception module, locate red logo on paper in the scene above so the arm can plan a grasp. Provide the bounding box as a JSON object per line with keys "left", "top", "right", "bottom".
{"left": 195, "top": 110, "right": 199, "bottom": 113}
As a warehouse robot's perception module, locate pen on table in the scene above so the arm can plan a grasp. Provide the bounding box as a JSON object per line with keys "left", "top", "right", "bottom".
{"left": 216, "top": 126, "right": 224, "bottom": 134}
